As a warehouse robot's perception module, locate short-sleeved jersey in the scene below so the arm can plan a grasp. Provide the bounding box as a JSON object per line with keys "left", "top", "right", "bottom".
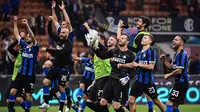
{"left": 172, "top": 50, "right": 189, "bottom": 82}
{"left": 94, "top": 55, "right": 111, "bottom": 80}
{"left": 57, "top": 25, "right": 74, "bottom": 43}
{"left": 134, "top": 48, "right": 156, "bottom": 84}
{"left": 81, "top": 57, "right": 95, "bottom": 80}
{"left": 18, "top": 38, "right": 39, "bottom": 76}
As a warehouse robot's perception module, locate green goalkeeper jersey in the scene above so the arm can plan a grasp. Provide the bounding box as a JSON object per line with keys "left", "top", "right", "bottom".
{"left": 12, "top": 51, "right": 22, "bottom": 81}
{"left": 94, "top": 54, "right": 111, "bottom": 80}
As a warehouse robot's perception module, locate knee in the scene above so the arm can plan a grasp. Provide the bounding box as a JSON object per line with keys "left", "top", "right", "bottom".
{"left": 26, "top": 93, "right": 32, "bottom": 101}
{"left": 79, "top": 83, "right": 85, "bottom": 89}
{"left": 100, "top": 98, "right": 107, "bottom": 106}
{"left": 16, "top": 97, "right": 23, "bottom": 104}
{"left": 59, "top": 85, "right": 66, "bottom": 92}
{"left": 43, "top": 78, "right": 50, "bottom": 86}
{"left": 128, "top": 96, "right": 136, "bottom": 105}
{"left": 112, "top": 102, "right": 121, "bottom": 110}
{"left": 43, "top": 60, "right": 53, "bottom": 68}
{"left": 10, "top": 88, "right": 17, "bottom": 95}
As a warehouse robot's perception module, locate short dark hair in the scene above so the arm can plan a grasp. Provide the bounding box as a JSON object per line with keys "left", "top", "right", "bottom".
{"left": 178, "top": 35, "right": 186, "bottom": 44}
{"left": 139, "top": 16, "right": 150, "bottom": 29}
{"left": 144, "top": 34, "right": 155, "bottom": 46}
{"left": 122, "top": 34, "right": 130, "bottom": 42}
{"left": 99, "top": 33, "right": 107, "bottom": 45}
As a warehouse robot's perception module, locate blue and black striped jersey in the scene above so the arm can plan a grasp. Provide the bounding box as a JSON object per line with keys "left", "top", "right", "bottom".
{"left": 18, "top": 38, "right": 39, "bottom": 76}
{"left": 172, "top": 49, "right": 189, "bottom": 82}
{"left": 81, "top": 57, "right": 94, "bottom": 81}
{"left": 134, "top": 48, "right": 156, "bottom": 84}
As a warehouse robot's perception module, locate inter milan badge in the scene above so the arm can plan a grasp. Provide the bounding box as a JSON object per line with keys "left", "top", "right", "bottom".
{"left": 143, "top": 53, "right": 146, "bottom": 58}
{"left": 123, "top": 55, "right": 126, "bottom": 59}
{"left": 29, "top": 48, "right": 31, "bottom": 51}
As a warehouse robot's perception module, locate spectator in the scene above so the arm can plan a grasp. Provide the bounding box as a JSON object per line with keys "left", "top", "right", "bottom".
{"left": 28, "top": 12, "right": 36, "bottom": 34}
{"left": 188, "top": 0, "right": 198, "bottom": 16}
{"left": 3, "top": 36, "right": 14, "bottom": 74}
{"left": 107, "top": 0, "right": 120, "bottom": 16}
{"left": 160, "top": 0, "right": 168, "bottom": 11}
{"left": 163, "top": 54, "right": 172, "bottom": 74}
{"left": 118, "top": 0, "right": 126, "bottom": 11}
{"left": 2, "top": 1, "right": 11, "bottom": 23}
{"left": 36, "top": 10, "right": 46, "bottom": 35}
{"left": 188, "top": 56, "right": 196, "bottom": 74}
{"left": 10, "top": 0, "right": 20, "bottom": 15}
{"left": 82, "top": 0, "right": 93, "bottom": 20}
{"left": 136, "top": 0, "right": 144, "bottom": 10}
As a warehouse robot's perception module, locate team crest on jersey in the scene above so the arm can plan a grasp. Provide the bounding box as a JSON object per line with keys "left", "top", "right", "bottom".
{"left": 123, "top": 55, "right": 126, "bottom": 59}
{"left": 29, "top": 48, "right": 31, "bottom": 51}
{"left": 143, "top": 53, "right": 146, "bottom": 58}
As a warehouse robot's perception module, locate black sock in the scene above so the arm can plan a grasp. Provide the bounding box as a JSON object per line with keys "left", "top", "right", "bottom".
{"left": 43, "top": 95, "right": 50, "bottom": 104}
{"left": 149, "top": 109, "right": 153, "bottom": 112}
{"left": 115, "top": 106, "right": 125, "bottom": 112}
{"left": 86, "top": 102, "right": 97, "bottom": 111}
{"left": 8, "top": 102, "right": 15, "bottom": 110}
{"left": 59, "top": 102, "right": 64, "bottom": 111}
{"left": 67, "top": 96, "right": 72, "bottom": 108}
{"left": 99, "top": 105, "right": 109, "bottom": 112}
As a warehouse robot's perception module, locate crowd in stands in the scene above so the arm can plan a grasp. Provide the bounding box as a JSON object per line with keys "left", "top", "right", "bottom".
{"left": 0, "top": 0, "right": 200, "bottom": 75}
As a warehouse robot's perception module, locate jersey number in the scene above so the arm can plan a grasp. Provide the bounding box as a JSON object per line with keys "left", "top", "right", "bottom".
{"left": 171, "top": 90, "right": 179, "bottom": 97}
{"left": 98, "top": 90, "right": 103, "bottom": 97}
{"left": 30, "top": 83, "right": 35, "bottom": 89}
{"left": 148, "top": 87, "right": 155, "bottom": 94}
{"left": 61, "top": 75, "right": 67, "bottom": 81}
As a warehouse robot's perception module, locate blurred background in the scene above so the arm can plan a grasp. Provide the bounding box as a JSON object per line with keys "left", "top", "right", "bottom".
{"left": 0, "top": 0, "right": 200, "bottom": 108}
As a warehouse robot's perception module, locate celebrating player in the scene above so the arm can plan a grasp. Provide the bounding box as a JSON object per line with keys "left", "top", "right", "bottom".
{"left": 160, "top": 35, "right": 189, "bottom": 112}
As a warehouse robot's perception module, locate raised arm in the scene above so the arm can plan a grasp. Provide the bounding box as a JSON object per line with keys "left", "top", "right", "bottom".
{"left": 59, "top": 1, "right": 72, "bottom": 32}
{"left": 13, "top": 16, "right": 21, "bottom": 42}
{"left": 22, "top": 19, "right": 37, "bottom": 45}
{"left": 83, "top": 22, "right": 91, "bottom": 32}
{"left": 51, "top": 1, "right": 58, "bottom": 21}
{"left": 117, "top": 20, "right": 123, "bottom": 40}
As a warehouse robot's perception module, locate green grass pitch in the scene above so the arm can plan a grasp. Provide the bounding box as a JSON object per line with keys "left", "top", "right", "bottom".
{"left": 0, "top": 104, "right": 200, "bottom": 112}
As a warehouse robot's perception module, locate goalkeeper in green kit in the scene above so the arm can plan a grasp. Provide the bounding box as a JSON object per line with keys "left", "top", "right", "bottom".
{"left": 83, "top": 22, "right": 118, "bottom": 112}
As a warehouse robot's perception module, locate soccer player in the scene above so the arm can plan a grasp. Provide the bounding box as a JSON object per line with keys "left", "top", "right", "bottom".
{"left": 90, "top": 26, "right": 134, "bottom": 112}
{"left": 118, "top": 34, "right": 165, "bottom": 112}
{"left": 5, "top": 34, "right": 26, "bottom": 111}
{"left": 125, "top": 16, "right": 155, "bottom": 112}
{"left": 41, "top": 27, "right": 73, "bottom": 112}
{"left": 71, "top": 52, "right": 95, "bottom": 111}
{"left": 160, "top": 35, "right": 189, "bottom": 112}
{"left": 83, "top": 23, "right": 117, "bottom": 112}
{"left": 8, "top": 16, "right": 39, "bottom": 112}
{"left": 51, "top": 1, "right": 73, "bottom": 37}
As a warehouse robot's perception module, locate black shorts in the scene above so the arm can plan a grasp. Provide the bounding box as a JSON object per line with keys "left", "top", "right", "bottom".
{"left": 49, "top": 88, "right": 60, "bottom": 100}
{"left": 130, "top": 81, "right": 158, "bottom": 99}
{"left": 80, "top": 76, "right": 93, "bottom": 95}
{"left": 102, "top": 77, "right": 128, "bottom": 103}
{"left": 11, "top": 73, "right": 35, "bottom": 93}
{"left": 45, "top": 67, "right": 70, "bottom": 86}
{"left": 88, "top": 76, "right": 109, "bottom": 103}
{"left": 169, "top": 81, "right": 188, "bottom": 104}
{"left": 5, "top": 81, "right": 25, "bottom": 99}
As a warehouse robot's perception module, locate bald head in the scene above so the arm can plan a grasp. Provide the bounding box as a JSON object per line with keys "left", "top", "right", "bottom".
{"left": 60, "top": 28, "right": 69, "bottom": 39}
